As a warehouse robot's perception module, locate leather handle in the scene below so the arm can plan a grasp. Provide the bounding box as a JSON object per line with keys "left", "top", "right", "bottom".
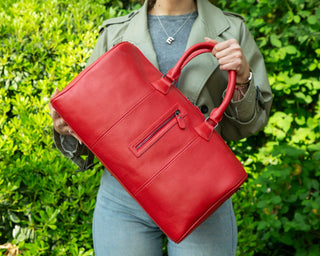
{"left": 151, "top": 43, "right": 217, "bottom": 94}
{"left": 169, "top": 42, "right": 236, "bottom": 129}
{"left": 152, "top": 42, "right": 236, "bottom": 141}
{"left": 194, "top": 70, "right": 236, "bottom": 141}
{"left": 166, "top": 42, "right": 217, "bottom": 82}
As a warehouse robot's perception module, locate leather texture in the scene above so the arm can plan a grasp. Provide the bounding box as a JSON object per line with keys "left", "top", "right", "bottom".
{"left": 51, "top": 41, "right": 247, "bottom": 243}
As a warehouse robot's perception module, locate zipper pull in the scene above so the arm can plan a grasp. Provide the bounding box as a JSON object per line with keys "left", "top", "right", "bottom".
{"left": 175, "top": 111, "right": 186, "bottom": 129}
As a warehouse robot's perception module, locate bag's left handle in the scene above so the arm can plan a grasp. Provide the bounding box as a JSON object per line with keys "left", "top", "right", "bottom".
{"left": 151, "top": 42, "right": 216, "bottom": 94}
{"left": 166, "top": 42, "right": 216, "bottom": 82}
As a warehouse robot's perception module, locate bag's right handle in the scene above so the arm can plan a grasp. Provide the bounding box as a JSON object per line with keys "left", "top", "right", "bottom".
{"left": 194, "top": 69, "right": 235, "bottom": 141}
{"left": 152, "top": 42, "right": 236, "bottom": 141}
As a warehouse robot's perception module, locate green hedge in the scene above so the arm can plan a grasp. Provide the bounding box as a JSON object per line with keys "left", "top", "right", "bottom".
{"left": 216, "top": 0, "right": 320, "bottom": 255}
{"left": 1, "top": 0, "right": 319, "bottom": 255}
{"left": 0, "top": 0, "right": 132, "bottom": 255}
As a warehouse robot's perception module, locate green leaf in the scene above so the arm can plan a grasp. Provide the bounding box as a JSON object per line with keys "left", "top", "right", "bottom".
{"left": 307, "top": 15, "right": 318, "bottom": 25}
{"left": 286, "top": 194, "right": 298, "bottom": 203}
{"left": 267, "top": 111, "right": 293, "bottom": 133}
{"left": 273, "top": 144, "right": 306, "bottom": 157}
{"left": 308, "top": 143, "right": 320, "bottom": 151}
{"left": 270, "top": 34, "right": 282, "bottom": 48}
{"left": 283, "top": 45, "right": 297, "bottom": 55}
{"left": 257, "top": 200, "right": 267, "bottom": 208}
{"left": 7, "top": 210, "right": 20, "bottom": 223}
{"left": 289, "top": 73, "right": 302, "bottom": 85}
{"left": 314, "top": 152, "right": 320, "bottom": 161}
{"left": 294, "top": 213, "right": 311, "bottom": 231}
{"left": 48, "top": 224, "right": 57, "bottom": 230}
{"left": 294, "top": 15, "right": 301, "bottom": 23}
{"left": 295, "top": 116, "right": 305, "bottom": 125}
{"left": 316, "top": 7, "right": 320, "bottom": 18}
{"left": 271, "top": 196, "right": 282, "bottom": 204}
{"left": 294, "top": 92, "right": 313, "bottom": 104}
{"left": 257, "top": 221, "right": 269, "bottom": 231}
{"left": 312, "top": 81, "right": 320, "bottom": 90}
{"left": 309, "top": 62, "right": 318, "bottom": 71}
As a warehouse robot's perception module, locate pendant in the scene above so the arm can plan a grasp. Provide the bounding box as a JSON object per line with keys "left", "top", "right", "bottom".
{"left": 166, "top": 37, "right": 175, "bottom": 45}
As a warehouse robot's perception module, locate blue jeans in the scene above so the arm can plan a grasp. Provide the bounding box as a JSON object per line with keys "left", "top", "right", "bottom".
{"left": 93, "top": 171, "right": 238, "bottom": 256}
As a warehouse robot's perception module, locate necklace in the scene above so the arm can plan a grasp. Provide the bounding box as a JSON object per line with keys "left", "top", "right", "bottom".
{"left": 156, "top": 11, "right": 194, "bottom": 45}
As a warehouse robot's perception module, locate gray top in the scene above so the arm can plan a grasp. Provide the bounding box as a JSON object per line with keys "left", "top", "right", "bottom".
{"left": 147, "top": 11, "right": 198, "bottom": 75}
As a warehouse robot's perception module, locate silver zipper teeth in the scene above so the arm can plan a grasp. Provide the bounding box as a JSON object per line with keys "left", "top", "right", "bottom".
{"left": 136, "top": 111, "right": 180, "bottom": 150}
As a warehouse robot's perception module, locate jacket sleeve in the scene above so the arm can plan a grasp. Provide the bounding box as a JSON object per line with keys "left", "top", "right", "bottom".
{"left": 53, "top": 129, "right": 95, "bottom": 170}
{"left": 220, "top": 21, "right": 273, "bottom": 141}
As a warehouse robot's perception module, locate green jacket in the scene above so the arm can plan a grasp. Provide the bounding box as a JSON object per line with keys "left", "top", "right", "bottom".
{"left": 54, "top": 0, "right": 272, "bottom": 169}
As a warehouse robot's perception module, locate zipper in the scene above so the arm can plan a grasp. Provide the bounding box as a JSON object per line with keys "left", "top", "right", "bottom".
{"left": 136, "top": 110, "right": 186, "bottom": 150}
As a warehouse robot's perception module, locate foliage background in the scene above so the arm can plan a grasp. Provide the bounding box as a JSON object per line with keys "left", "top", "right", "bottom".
{"left": 0, "top": 0, "right": 319, "bottom": 255}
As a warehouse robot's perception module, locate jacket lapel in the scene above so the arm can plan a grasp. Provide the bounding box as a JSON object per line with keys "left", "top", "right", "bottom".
{"left": 179, "top": 0, "right": 231, "bottom": 103}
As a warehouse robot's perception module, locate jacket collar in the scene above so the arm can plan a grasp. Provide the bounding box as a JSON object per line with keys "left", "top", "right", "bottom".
{"left": 186, "top": 0, "right": 231, "bottom": 47}
{"left": 122, "top": 0, "right": 231, "bottom": 102}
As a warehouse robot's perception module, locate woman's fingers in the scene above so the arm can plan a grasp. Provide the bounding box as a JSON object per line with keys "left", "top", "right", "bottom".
{"left": 204, "top": 37, "right": 250, "bottom": 83}
{"left": 48, "top": 89, "right": 81, "bottom": 142}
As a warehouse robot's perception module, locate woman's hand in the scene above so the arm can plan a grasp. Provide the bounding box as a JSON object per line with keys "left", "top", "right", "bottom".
{"left": 49, "top": 89, "right": 80, "bottom": 140}
{"left": 205, "top": 38, "right": 251, "bottom": 84}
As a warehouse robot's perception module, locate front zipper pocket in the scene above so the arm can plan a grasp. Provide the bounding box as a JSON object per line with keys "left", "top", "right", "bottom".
{"left": 130, "top": 107, "right": 186, "bottom": 157}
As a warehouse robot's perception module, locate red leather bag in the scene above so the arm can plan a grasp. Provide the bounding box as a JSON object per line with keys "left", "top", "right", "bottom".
{"left": 51, "top": 41, "right": 247, "bottom": 243}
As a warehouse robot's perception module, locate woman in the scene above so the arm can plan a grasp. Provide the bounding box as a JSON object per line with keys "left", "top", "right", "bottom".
{"left": 49, "top": 0, "right": 272, "bottom": 255}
